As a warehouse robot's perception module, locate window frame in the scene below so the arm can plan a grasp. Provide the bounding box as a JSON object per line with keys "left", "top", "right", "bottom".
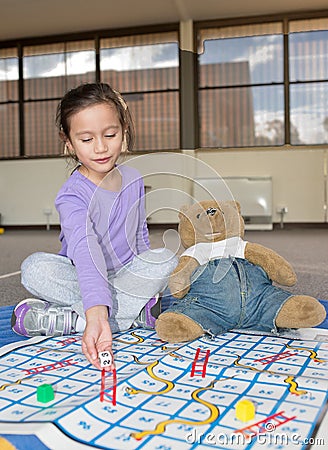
{"left": 0, "top": 23, "right": 180, "bottom": 160}
{"left": 1, "top": 11, "right": 328, "bottom": 159}
{"left": 195, "top": 10, "right": 328, "bottom": 150}
{"left": 99, "top": 31, "right": 180, "bottom": 152}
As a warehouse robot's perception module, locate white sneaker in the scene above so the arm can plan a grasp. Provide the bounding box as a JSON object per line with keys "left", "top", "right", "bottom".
{"left": 12, "top": 298, "right": 78, "bottom": 337}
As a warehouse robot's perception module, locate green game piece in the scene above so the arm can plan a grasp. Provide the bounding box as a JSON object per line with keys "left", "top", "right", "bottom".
{"left": 37, "top": 384, "right": 55, "bottom": 403}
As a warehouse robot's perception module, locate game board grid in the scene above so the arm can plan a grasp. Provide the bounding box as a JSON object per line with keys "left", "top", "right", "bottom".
{"left": 0, "top": 329, "right": 327, "bottom": 449}
{"left": 57, "top": 328, "right": 326, "bottom": 448}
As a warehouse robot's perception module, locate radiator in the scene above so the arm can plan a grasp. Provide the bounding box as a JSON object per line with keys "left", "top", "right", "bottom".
{"left": 193, "top": 176, "right": 273, "bottom": 230}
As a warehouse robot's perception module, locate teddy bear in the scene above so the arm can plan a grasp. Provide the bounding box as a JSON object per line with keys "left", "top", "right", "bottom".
{"left": 155, "top": 200, "right": 326, "bottom": 343}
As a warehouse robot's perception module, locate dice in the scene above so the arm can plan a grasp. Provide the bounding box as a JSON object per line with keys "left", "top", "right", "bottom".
{"left": 98, "top": 351, "right": 112, "bottom": 368}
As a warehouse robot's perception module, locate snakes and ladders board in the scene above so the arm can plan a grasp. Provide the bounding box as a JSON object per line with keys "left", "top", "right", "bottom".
{"left": 0, "top": 329, "right": 327, "bottom": 450}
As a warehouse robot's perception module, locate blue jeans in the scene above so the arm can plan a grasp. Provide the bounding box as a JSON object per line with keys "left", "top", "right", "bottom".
{"left": 164, "top": 258, "right": 292, "bottom": 336}
{"left": 21, "top": 248, "right": 178, "bottom": 332}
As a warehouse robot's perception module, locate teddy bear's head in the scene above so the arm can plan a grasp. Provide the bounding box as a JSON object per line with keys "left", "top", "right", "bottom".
{"left": 178, "top": 200, "right": 245, "bottom": 248}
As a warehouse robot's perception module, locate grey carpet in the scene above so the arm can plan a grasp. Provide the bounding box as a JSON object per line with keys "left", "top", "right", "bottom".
{"left": 0, "top": 226, "right": 327, "bottom": 307}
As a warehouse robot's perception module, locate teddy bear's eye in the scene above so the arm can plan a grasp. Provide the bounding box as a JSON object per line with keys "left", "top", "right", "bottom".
{"left": 206, "top": 207, "right": 217, "bottom": 216}
{"left": 196, "top": 213, "right": 201, "bottom": 219}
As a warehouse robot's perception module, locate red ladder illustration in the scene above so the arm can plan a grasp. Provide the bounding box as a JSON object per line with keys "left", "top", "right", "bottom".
{"left": 191, "top": 348, "right": 210, "bottom": 377}
{"left": 56, "top": 336, "right": 81, "bottom": 347}
{"left": 22, "top": 358, "right": 77, "bottom": 375}
{"left": 254, "top": 350, "right": 297, "bottom": 365}
{"left": 236, "top": 410, "right": 296, "bottom": 438}
{"left": 100, "top": 368, "right": 117, "bottom": 406}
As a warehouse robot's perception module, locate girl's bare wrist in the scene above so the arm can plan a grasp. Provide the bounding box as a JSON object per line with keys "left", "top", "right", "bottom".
{"left": 85, "top": 305, "right": 109, "bottom": 322}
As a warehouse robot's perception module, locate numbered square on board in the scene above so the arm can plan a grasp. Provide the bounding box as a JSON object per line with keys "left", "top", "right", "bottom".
{"left": 98, "top": 351, "right": 112, "bottom": 367}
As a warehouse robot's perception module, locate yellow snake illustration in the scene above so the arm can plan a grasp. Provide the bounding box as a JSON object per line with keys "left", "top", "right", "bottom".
{"left": 126, "top": 361, "right": 174, "bottom": 395}
{"left": 132, "top": 355, "right": 153, "bottom": 365}
{"left": 234, "top": 355, "right": 307, "bottom": 396}
{"left": 115, "top": 331, "right": 145, "bottom": 344}
{"left": 284, "top": 376, "right": 307, "bottom": 396}
{"left": 130, "top": 381, "right": 220, "bottom": 440}
{"left": 234, "top": 355, "right": 262, "bottom": 372}
{"left": 160, "top": 345, "right": 181, "bottom": 352}
{"left": 168, "top": 352, "right": 184, "bottom": 359}
{"left": 285, "top": 344, "right": 325, "bottom": 363}
{"left": 0, "top": 378, "right": 26, "bottom": 391}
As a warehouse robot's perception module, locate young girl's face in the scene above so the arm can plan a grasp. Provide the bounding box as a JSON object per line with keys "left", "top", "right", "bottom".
{"left": 66, "top": 102, "right": 124, "bottom": 183}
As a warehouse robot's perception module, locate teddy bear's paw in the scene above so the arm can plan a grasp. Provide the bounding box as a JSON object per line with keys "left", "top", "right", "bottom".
{"left": 155, "top": 312, "right": 204, "bottom": 343}
{"left": 170, "top": 287, "right": 190, "bottom": 299}
{"left": 168, "top": 284, "right": 190, "bottom": 298}
{"left": 168, "top": 278, "right": 191, "bottom": 298}
{"left": 275, "top": 295, "right": 326, "bottom": 329}
{"left": 275, "top": 267, "right": 297, "bottom": 286}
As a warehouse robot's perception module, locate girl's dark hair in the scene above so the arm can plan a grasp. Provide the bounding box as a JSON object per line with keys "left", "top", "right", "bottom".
{"left": 56, "top": 82, "right": 135, "bottom": 156}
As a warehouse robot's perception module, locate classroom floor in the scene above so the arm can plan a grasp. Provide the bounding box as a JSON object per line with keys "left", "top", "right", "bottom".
{"left": 1, "top": 226, "right": 328, "bottom": 450}
{"left": 1, "top": 226, "right": 328, "bottom": 307}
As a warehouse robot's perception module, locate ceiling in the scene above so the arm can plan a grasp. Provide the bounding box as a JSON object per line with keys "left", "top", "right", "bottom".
{"left": 1, "top": 0, "right": 328, "bottom": 42}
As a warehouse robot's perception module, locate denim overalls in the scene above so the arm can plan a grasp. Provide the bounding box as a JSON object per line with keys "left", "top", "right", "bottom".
{"left": 165, "top": 257, "right": 292, "bottom": 337}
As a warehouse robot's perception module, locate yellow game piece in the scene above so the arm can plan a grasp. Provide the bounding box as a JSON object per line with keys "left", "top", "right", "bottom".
{"left": 0, "top": 228, "right": 4, "bottom": 234}
{"left": 235, "top": 399, "right": 256, "bottom": 422}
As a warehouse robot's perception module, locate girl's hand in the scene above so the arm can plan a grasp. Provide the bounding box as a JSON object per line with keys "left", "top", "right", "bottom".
{"left": 82, "top": 305, "right": 115, "bottom": 371}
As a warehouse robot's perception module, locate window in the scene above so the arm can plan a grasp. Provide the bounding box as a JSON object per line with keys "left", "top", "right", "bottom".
{"left": 0, "top": 48, "right": 19, "bottom": 157}
{"left": 198, "top": 22, "right": 284, "bottom": 148}
{"left": 289, "top": 19, "right": 328, "bottom": 144}
{"left": 1, "top": 17, "right": 327, "bottom": 159}
{"left": 0, "top": 29, "right": 179, "bottom": 159}
{"left": 197, "top": 16, "right": 328, "bottom": 148}
{"left": 100, "top": 32, "right": 179, "bottom": 151}
{"left": 23, "top": 41, "right": 96, "bottom": 157}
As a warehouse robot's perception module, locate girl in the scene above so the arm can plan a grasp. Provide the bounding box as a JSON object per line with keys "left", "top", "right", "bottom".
{"left": 12, "top": 83, "right": 177, "bottom": 370}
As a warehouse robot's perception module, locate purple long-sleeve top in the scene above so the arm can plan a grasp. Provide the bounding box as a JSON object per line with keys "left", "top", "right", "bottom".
{"left": 55, "top": 165, "right": 150, "bottom": 315}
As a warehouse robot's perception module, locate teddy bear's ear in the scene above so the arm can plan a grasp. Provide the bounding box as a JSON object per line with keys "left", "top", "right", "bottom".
{"left": 227, "top": 200, "right": 241, "bottom": 213}
{"left": 178, "top": 204, "right": 190, "bottom": 220}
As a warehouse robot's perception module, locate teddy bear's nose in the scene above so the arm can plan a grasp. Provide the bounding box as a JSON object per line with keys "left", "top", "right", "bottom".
{"left": 206, "top": 207, "right": 217, "bottom": 216}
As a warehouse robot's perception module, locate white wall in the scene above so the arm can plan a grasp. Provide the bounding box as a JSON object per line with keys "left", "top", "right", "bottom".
{"left": 0, "top": 148, "right": 327, "bottom": 225}
{"left": 0, "top": 159, "right": 69, "bottom": 226}
{"left": 197, "top": 148, "right": 327, "bottom": 223}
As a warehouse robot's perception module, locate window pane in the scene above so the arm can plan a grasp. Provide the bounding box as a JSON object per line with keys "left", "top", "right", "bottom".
{"left": 289, "top": 30, "right": 328, "bottom": 82}
{"left": 24, "top": 41, "right": 96, "bottom": 99}
{"left": 199, "top": 22, "right": 282, "bottom": 41}
{"left": 100, "top": 35, "right": 179, "bottom": 92}
{"left": 199, "top": 34, "right": 283, "bottom": 86}
{"left": 253, "top": 86, "right": 285, "bottom": 146}
{"left": 128, "top": 91, "right": 179, "bottom": 150}
{"left": 289, "top": 17, "right": 328, "bottom": 33}
{"left": 290, "top": 82, "right": 328, "bottom": 145}
{"left": 0, "top": 48, "right": 18, "bottom": 102}
{"left": 100, "top": 32, "right": 179, "bottom": 151}
{"left": 198, "top": 24, "right": 285, "bottom": 148}
{"left": 199, "top": 85, "right": 284, "bottom": 147}
{"left": 101, "top": 60, "right": 178, "bottom": 94}
{"left": 24, "top": 101, "right": 62, "bottom": 156}
{"left": 0, "top": 103, "right": 19, "bottom": 157}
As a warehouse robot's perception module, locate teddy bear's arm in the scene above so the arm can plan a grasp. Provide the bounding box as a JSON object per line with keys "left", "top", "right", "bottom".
{"left": 168, "top": 256, "right": 199, "bottom": 298}
{"left": 244, "top": 242, "right": 297, "bottom": 286}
